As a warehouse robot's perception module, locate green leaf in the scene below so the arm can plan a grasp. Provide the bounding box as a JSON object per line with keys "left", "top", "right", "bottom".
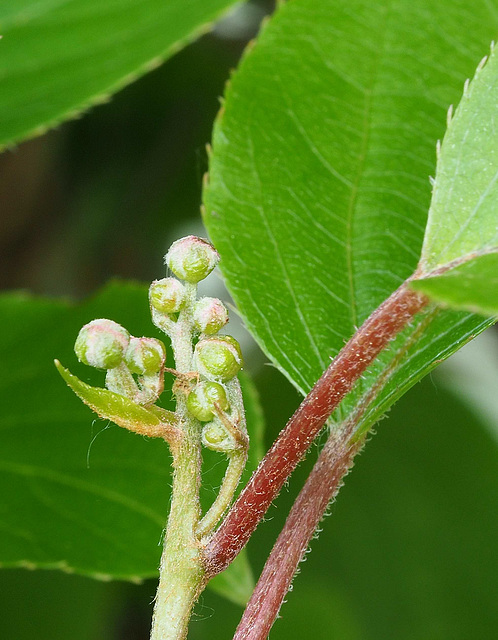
{"left": 410, "top": 49, "right": 498, "bottom": 316}
{"left": 203, "top": 0, "right": 497, "bottom": 434}
{"left": 0, "top": 0, "right": 238, "bottom": 149}
{"left": 0, "top": 283, "right": 263, "bottom": 606}
{"left": 411, "top": 252, "right": 498, "bottom": 316}
{"left": 55, "top": 361, "right": 177, "bottom": 438}
{"left": 0, "top": 569, "right": 119, "bottom": 640}
{"left": 418, "top": 48, "right": 498, "bottom": 271}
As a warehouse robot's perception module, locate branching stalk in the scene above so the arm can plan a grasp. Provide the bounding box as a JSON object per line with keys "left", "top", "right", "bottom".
{"left": 197, "top": 377, "right": 249, "bottom": 538}
{"left": 197, "top": 449, "right": 247, "bottom": 539}
{"left": 232, "top": 426, "right": 363, "bottom": 640}
{"left": 204, "top": 283, "right": 428, "bottom": 575}
{"left": 150, "top": 410, "right": 204, "bottom": 640}
{"left": 150, "top": 281, "right": 205, "bottom": 640}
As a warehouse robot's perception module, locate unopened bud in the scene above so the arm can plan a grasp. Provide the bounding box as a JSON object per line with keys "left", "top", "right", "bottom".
{"left": 149, "top": 278, "right": 186, "bottom": 314}
{"left": 202, "top": 421, "right": 236, "bottom": 452}
{"left": 165, "top": 236, "right": 219, "bottom": 283}
{"left": 194, "top": 335, "right": 243, "bottom": 382}
{"left": 193, "top": 297, "right": 228, "bottom": 335}
{"left": 74, "top": 319, "right": 129, "bottom": 370}
{"left": 186, "top": 381, "right": 229, "bottom": 422}
{"left": 124, "top": 337, "right": 166, "bottom": 376}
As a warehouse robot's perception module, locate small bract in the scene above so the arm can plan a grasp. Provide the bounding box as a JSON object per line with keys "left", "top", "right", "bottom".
{"left": 165, "top": 236, "right": 219, "bottom": 283}
{"left": 194, "top": 335, "right": 243, "bottom": 382}
{"left": 125, "top": 337, "right": 166, "bottom": 376}
{"left": 74, "top": 319, "right": 130, "bottom": 370}
{"left": 149, "top": 278, "right": 186, "bottom": 314}
{"left": 193, "top": 297, "right": 229, "bottom": 335}
{"left": 186, "top": 380, "right": 229, "bottom": 422}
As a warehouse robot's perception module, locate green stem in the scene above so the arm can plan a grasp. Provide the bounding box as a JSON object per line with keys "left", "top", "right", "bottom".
{"left": 150, "top": 410, "right": 205, "bottom": 640}
{"left": 150, "top": 281, "right": 207, "bottom": 640}
{"left": 196, "top": 377, "right": 249, "bottom": 538}
{"left": 196, "top": 449, "right": 247, "bottom": 539}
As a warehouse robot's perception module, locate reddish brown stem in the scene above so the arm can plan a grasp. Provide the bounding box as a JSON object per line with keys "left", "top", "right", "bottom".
{"left": 233, "top": 431, "right": 363, "bottom": 640}
{"left": 204, "top": 283, "right": 427, "bottom": 574}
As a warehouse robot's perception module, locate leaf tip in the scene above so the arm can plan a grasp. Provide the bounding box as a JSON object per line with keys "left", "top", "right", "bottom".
{"left": 54, "top": 359, "right": 65, "bottom": 375}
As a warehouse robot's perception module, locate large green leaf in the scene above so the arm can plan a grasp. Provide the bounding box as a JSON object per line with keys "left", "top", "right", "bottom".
{"left": 203, "top": 0, "right": 496, "bottom": 434}
{"left": 0, "top": 569, "right": 119, "bottom": 640}
{"left": 0, "top": 283, "right": 263, "bottom": 605}
{"left": 0, "top": 0, "right": 239, "bottom": 149}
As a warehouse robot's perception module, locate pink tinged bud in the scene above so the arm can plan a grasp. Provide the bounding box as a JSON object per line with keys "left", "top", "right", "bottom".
{"left": 74, "top": 319, "right": 130, "bottom": 370}
{"left": 124, "top": 337, "right": 166, "bottom": 376}
{"left": 193, "top": 297, "right": 229, "bottom": 335}
{"left": 149, "top": 278, "right": 186, "bottom": 314}
{"left": 165, "top": 236, "right": 219, "bottom": 283}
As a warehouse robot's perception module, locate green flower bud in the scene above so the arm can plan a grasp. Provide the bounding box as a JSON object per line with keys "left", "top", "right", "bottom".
{"left": 165, "top": 236, "right": 219, "bottom": 283}
{"left": 186, "top": 381, "right": 229, "bottom": 422}
{"left": 124, "top": 337, "right": 166, "bottom": 376}
{"left": 202, "top": 421, "right": 236, "bottom": 452}
{"left": 149, "top": 278, "right": 186, "bottom": 314}
{"left": 194, "top": 335, "right": 243, "bottom": 382}
{"left": 193, "top": 297, "right": 229, "bottom": 335}
{"left": 74, "top": 319, "right": 129, "bottom": 370}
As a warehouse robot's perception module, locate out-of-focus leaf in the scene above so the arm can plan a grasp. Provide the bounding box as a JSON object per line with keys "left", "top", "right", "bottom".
{"left": 203, "top": 0, "right": 496, "bottom": 437}
{"left": 0, "top": 282, "right": 263, "bottom": 605}
{"left": 0, "top": 568, "right": 119, "bottom": 640}
{"left": 0, "top": 0, "right": 240, "bottom": 148}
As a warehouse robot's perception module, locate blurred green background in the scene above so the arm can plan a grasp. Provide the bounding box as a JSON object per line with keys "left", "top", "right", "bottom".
{"left": 1, "top": 2, "right": 497, "bottom": 638}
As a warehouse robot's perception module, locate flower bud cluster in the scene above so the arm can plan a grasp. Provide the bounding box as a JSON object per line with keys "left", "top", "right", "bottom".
{"left": 68, "top": 237, "right": 245, "bottom": 453}
{"left": 150, "top": 236, "right": 223, "bottom": 333}
{"left": 149, "top": 237, "right": 245, "bottom": 451}
{"left": 188, "top": 334, "right": 243, "bottom": 452}
{"left": 74, "top": 319, "right": 166, "bottom": 405}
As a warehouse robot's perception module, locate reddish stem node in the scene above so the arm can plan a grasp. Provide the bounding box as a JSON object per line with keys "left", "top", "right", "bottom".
{"left": 204, "top": 283, "right": 427, "bottom": 574}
